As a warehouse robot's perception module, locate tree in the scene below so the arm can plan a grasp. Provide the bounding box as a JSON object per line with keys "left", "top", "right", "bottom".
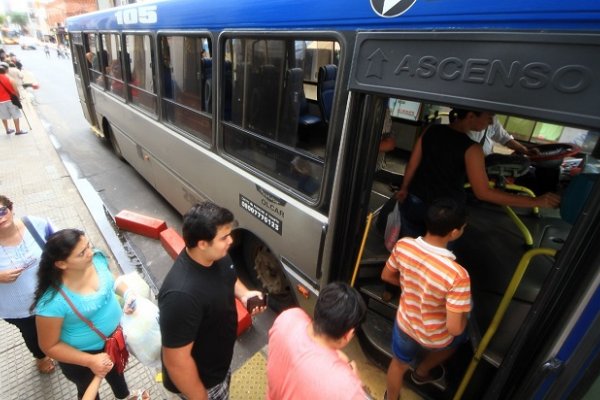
{"left": 8, "top": 12, "right": 28, "bottom": 29}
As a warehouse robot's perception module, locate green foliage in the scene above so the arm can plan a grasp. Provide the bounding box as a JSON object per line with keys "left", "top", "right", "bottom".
{"left": 8, "top": 12, "right": 28, "bottom": 27}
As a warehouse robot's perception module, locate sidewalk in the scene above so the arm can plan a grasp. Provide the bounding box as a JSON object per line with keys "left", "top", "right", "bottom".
{"left": 0, "top": 99, "right": 170, "bottom": 399}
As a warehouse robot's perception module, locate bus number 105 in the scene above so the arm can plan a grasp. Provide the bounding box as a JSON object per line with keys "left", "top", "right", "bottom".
{"left": 115, "top": 5, "right": 158, "bottom": 25}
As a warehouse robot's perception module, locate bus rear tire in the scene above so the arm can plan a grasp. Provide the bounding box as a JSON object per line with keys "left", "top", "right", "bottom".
{"left": 104, "top": 122, "right": 123, "bottom": 160}
{"left": 242, "top": 233, "right": 296, "bottom": 313}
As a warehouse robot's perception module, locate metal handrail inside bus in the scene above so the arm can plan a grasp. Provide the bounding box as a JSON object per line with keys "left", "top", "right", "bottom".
{"left": 351, "top": 212, "right": 374, "bottom": 287}
{"left": 464, "top": 181, "right": 539, "bottom": 247}
{"left": 453, "top": 247, "right": 558, "bottom": 400}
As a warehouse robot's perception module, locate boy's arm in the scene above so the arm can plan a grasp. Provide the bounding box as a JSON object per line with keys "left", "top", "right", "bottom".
{"left": 381, "top": 264, "right": 400, "bottom": 287}
{"left": 446, "top": 310, "right": 468, "bottom": 337}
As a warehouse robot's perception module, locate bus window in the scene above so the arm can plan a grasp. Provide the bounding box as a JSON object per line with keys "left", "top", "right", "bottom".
{"left": 159, "top": 35, "right": 212, "bottom": 143}
{"left": 85, "top": 33, "right": 105, "bottom": 87}
{"left": 123, "top": 34, "right": 157, "bottom": 115}
{"left": 101, "top": 33, "right": 124, "bottom": 99}
{"left": 222, "top": 37, "right": 338, "bottom": 200}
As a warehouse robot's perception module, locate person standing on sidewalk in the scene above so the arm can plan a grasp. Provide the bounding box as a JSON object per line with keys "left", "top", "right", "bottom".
{"left": 0, "top": 62, "right": 26, "bottom": 135}
{"left": 32, "top": 229, "right": 140, "bottom": 400}
{"left": 267, "top": 282, "right": 370, "bottom": 400}
{"left": 0, "top": 195, "right": 56, "bottom": 374}
{"left": 159, "top": 201, "right": 266, "bottom": 400}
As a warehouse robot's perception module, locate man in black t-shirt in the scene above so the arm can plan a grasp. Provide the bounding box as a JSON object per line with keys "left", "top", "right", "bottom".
{"left": 159, "top": 201, "right": 265, "bottom": 400}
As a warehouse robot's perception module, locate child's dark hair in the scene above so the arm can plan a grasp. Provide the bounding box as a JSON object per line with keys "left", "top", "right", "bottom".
{"left": 313, "top": 282, "right": 366, "bottom": 340}
{"left": 30, "top": 229, "right": 85, "bottom": 313}
{"left": 425, "top": 198, "right": 467, "bottom": 236}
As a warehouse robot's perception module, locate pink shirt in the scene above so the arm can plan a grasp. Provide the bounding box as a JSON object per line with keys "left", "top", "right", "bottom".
{"left": 267, "top": 308, "right": 367, "bottom": 400}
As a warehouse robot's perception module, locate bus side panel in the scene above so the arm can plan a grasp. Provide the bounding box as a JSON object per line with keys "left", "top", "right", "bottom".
{"left": 93, "top": 92, "right": 327, "bottom": 284}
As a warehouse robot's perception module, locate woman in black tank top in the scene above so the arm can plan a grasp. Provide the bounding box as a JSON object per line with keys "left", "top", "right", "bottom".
{"left": 393, "top": 108, "right": 560, "bottom": 238}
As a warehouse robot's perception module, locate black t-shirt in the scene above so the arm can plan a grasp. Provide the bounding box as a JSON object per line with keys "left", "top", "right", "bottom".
{"left": 409, "top": 124, "right": 477, "bottom": 205}
{"left": 158, "top": 250, "right": 238, "bottom": 391}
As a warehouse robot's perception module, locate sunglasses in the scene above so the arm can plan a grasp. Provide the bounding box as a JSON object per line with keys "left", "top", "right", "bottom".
{"left": 0, "top": 206, "right": 8, "bottom": 217}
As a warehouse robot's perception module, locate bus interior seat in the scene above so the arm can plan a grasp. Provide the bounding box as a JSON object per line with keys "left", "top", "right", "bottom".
{"left": 248, "top": 64, "right": 279, "bottom": 137}
{"left": 278, "top": 67, "right": 303, "bottom": 146}
{"left": 560, "top": 172, "right": 599, "bottom": 224}
{"left": 201, "top": 58, "right": 212, "bottom": 112}
{"left": 317, "top": 64, "right": 337, "bottom": 124}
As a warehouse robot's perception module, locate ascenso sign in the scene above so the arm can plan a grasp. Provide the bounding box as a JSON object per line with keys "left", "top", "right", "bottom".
{"left": 114, "top": 5, "right": 157, "bottom": 25}
{"left": 392, "top": 55, "right": 591, "bottom": 93}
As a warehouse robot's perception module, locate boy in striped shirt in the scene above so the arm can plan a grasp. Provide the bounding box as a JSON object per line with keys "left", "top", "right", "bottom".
{"left": 382, "top": 198, "right": 471, "bottom": 400}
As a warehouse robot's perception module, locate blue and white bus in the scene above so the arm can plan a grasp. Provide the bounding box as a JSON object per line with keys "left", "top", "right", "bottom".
{"left": 67, "top": 1, "right": 600, "bottom": 398}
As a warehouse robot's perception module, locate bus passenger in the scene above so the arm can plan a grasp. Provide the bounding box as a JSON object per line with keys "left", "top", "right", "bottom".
{"left": 267, "top": 282, "right": 369, "bottom": 400}
{"left": 158, "top": 201, "right": 265, "bottom": 400}
{"left": 467, "top": 115, "right": 539, "bottom": 157}
{"left": 382, "top": 199, "right": 471, "bottom": 400}
{"left": 393, "top": 108, "right": 560, "bottom": 238}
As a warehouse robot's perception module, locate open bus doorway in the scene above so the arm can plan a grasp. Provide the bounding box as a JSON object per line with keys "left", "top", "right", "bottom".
{"left": 354, "top": 94, "right": 600, "bottom": 399}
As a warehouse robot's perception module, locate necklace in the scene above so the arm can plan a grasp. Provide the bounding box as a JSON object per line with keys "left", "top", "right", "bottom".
{"left": 0, "top": 223, "right": 36, "bottom": 271}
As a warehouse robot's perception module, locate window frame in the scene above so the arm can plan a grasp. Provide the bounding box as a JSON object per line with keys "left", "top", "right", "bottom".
{"left": 217, "top": 31, "right": 345, "bottom": 205}
{"left": 122, "top": 30, "right": 159, "bottom": 117}
{"left": 156, "top": 30, "right": 214, "bottom": 145}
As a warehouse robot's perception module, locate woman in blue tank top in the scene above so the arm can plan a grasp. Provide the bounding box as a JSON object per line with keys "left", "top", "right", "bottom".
{"left": 31, "top": 229, "right": 139, "bottom": 400}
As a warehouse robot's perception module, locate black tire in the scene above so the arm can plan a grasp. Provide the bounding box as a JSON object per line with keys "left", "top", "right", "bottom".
{"left": 241, "top": 233, "right": 297, "bottom": 312}
{"left": 105, "top": 123, "right": 124, "bottom": 160}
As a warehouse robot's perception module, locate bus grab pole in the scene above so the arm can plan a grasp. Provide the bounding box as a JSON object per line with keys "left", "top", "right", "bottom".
{"left": 453, "top": 247, "right": 557, "bottom": 400}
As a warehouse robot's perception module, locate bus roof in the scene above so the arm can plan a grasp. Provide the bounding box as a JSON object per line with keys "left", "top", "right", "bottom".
{"left": 66, "top": 0, "right": 600, "bottom": 32}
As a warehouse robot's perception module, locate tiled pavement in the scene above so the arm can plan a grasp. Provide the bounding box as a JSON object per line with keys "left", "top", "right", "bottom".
{"left": 0, "top": 98, "right": 171, "bottom": 399}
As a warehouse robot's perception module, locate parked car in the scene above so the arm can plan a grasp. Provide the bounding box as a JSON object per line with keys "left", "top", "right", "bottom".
{"left": 19, "top": 36, "right": 37, "bottom": 50}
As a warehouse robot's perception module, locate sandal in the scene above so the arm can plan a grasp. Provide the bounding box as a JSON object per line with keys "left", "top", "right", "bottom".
{"left": 36, "top": 356, "right": 56, "bottom": 374}
{"left": 411, "top": 365, "right": 445, "bottom": 385}
{"left": 127, "top": 389, "right": 150, "bottom": 400}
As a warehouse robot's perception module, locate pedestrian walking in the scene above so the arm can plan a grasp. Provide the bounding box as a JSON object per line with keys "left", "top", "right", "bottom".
{"left": 0, "top": 62, "right": 26, "bottom": 135}
{"left": 0, "top": 195, "right": 56, "bottom": 375}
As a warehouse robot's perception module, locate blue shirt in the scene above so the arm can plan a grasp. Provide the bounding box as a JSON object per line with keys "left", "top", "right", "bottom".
{"left": 35, "top": 251, "right": 122, "bottom": 351}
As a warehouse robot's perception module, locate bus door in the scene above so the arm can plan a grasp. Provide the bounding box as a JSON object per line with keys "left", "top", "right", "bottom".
{"left": 346, "top": 31, "right": 600, "bottom": 399}
{"left": 70, "top": 33, "right": 98, "bottom": 129}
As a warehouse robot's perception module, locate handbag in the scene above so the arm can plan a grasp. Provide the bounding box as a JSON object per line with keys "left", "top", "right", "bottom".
{"left": 0, "top": 79, "right": 21, "bottom": 109}
{"left": 55, "top": 286, "right": 129, "bottom": 374}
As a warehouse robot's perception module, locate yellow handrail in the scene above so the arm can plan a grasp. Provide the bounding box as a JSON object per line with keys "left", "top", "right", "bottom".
{"left": 453, "top": 247, "right": 557, "bottom": 400}
{"left": 464, "top": 181, "right": 537, "bottom": 246}
{"left": 351, "top": 212, "right": 373, "bottom": 287}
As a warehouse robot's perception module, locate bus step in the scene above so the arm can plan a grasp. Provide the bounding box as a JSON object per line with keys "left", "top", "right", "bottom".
{"left": 358, "top": 310, "right": 448, "bottom": 392}
{"left": 360, "top": 283, "right": 398, "bottom": 309}
{"left": 357, "top": 262, "right": 385, "bottom": 280}
{"left": 467, "top": 316, "right": 502, "bottom": 367}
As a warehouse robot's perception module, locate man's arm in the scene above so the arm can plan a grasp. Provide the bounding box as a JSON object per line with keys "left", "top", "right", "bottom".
{"left": 234, "top": 279, "right": 266, "bottom": 315}
{"left": 505, "top": 139, "right": 540, "bottom": 156}
{"left": 162, "top": 344, "right": 207, "bottom": 400}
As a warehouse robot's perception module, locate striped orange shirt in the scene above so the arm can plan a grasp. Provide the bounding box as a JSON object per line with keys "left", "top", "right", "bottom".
{"left": 386, "top": 237, "right": 471, "bottom": 348}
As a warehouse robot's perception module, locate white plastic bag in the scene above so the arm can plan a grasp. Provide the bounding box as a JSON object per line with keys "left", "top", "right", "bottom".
{"left": 121, "top": 297, "right": 161, "bottom": 368}
{"left": 115, "top": 272, "right": 152, "bottom": 300}
{"left": 384, "top": 202, "right": 402, "bottom": 252}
